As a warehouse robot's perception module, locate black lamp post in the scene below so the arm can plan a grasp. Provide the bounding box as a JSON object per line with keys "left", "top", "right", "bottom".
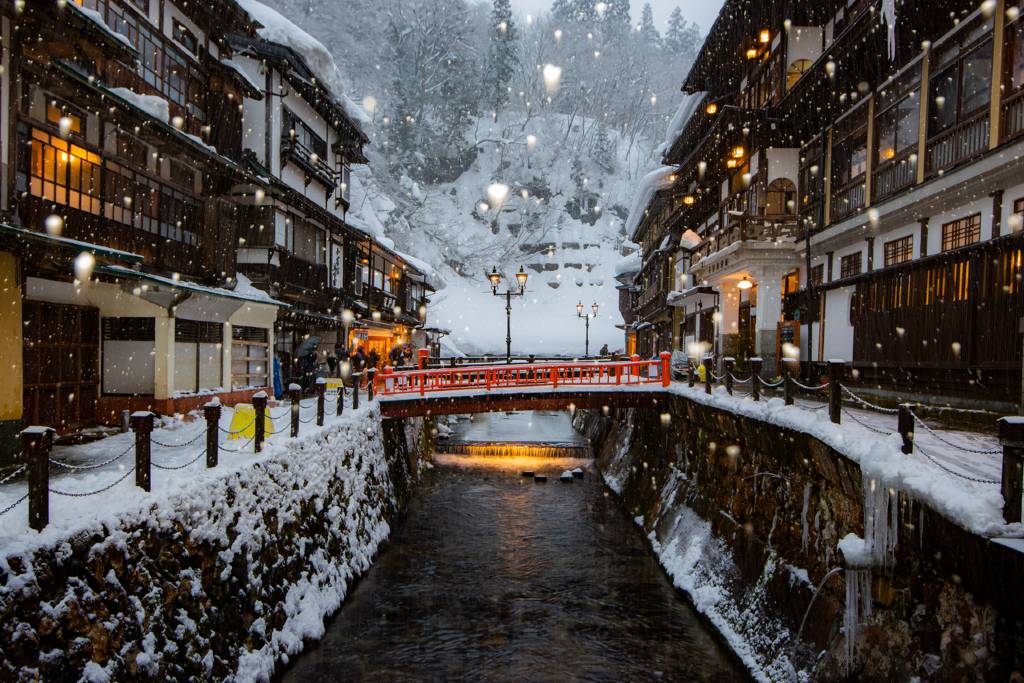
{"left": 489, "top": 266, "right": 528, "bottom": 363}
{"left": 576, "top": 300, "right": 599, "bottom": 357}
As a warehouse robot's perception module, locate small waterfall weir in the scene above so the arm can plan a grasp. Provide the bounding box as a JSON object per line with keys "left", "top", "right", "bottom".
{"left": 435, "top": 440, "right": 591, "bottom": 459}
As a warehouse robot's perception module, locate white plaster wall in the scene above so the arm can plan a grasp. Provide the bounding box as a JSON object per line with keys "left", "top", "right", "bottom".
{"left": 822, "top": 285, "right": 855, "bottom": 362}
{"left": 787, "top": 26, "right": 824, "bottom": 68}
{"left": 767, "top": 148, "right": 800, "bottom": 185}
{"left": 926, "top": 196, "right": 990, "bottom": 253}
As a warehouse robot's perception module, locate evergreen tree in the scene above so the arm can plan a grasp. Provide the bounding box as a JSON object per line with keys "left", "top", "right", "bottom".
{"left": 664, "top": 7, "right": 701, "bottom": 64}
{"left": 593, "top": 125, "right": 615, "bottom": 173}
{"left": 601, "top": 0, "right": 631, "bottom": 40}
{"left": 639, "top": 3, "right": 660, "bottom": 47}
{"left": 553, "top": 0, "right": 598, "bottom": 25}
{"left": 487, "top": 0, "right": 518, "bottom": 112}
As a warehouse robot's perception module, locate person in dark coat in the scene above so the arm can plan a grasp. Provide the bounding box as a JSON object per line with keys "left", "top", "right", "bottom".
{"left": 352, "top": 347, "right": 367, "bottom": 373}
{"left": 599, "top": 343, "right": 610, "bottom": 356}
{"left": 368, "top": 349, "right": 380, "bottom": 370}
{"left": 389, "top": 344, "right": 404, "bottom": 367}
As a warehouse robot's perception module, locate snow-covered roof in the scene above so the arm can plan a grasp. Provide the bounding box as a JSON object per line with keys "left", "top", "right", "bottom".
{"left": 679, "top": 229, "right": 702, "bottom": 250}
{"left": 624, "top": 166, "right": 677, "bottom": 241}
{"left": 613, "top": 251, "right": 642, "bottom": 277}
{"left": 237, "top": 0, "right": 371, "bottom": 129}
{"left": 660, "top": 91, "right": 707, "bottom": 158}
{"left": 395, "top": 250, "right": 436, "bottom": 280}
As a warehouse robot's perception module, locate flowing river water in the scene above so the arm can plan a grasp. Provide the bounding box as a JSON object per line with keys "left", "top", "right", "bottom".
{"left": 281, "top": 411, "right": 746, "bottom": 682}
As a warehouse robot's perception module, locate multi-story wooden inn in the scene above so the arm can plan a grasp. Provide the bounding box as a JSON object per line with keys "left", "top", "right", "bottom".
{"left": 630, "top": 0, "right": 1024, "bottom": 410}
{"left": 0, "top": 0, "right": 430, "bottom": 460}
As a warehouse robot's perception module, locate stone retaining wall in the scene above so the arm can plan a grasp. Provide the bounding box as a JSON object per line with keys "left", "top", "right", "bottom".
{"left": 579, "top": 399, "right": 1023, "bottom": 681}
{"left": 0, "top": 410, "right": 429, "bottom": 682}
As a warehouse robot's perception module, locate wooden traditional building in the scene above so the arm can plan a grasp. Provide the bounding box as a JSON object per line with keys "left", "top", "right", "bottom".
{"left": 636, "top": 0, "right": 1024, "bottom": 409}
{"left": 0, "top": 0, "right": 284, "bottom": 464}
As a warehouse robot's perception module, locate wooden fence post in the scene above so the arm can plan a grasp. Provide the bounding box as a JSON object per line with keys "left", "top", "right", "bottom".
{"left": 21, "top": 426, "right": 53, "bottom": 532}
{"left": 336, "top": 379, "right": 345, "bottom": 416}
{"left": 352, "top": 373, "right": 360, "bottom": 410}
{"left": 828, "top": 360, "right": 844, "bottom": 424}
{"left": 660, "top": 351, "right": 672, "bottom": 388}
{"left": 688, "top": 360, "right": 695, "bottom": 388}
{"left": 131, "top": 411, "right": 153, "bottom": 492}
{"left": 289, "top": 384, "right": 301, "bottom": 437}
{"left": 253, "top": 391, "right": 267, "bottom": 452}
{"left": 998, "top": 417, "right": 1024, "bottom": 524}
{"left": 703, "top": 356, "right": 714, "bottom": 395}
{"left": 203, "top": 400, "right": 220, "bottom": 468}
{"left": 898, "top": 403, "right": 915, "bottom": 454}
{"left": 367, "top": 368, "right": 376, "bottom": 401}
{"left": 724, "top": 357, "right": 735, "bottom": 395}
{"left": 316, "top": 378, "right": 326, "bottom": 427}
{"left": 751, "top": 357, "right": 763, "bottom": 401}
{"left": 783, "top": 358, "right": 796, "bottom": 406}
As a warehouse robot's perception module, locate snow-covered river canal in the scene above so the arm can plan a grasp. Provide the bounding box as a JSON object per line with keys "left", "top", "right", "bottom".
{"left": 279, "top": 411, "right": 746, "bottom": 681}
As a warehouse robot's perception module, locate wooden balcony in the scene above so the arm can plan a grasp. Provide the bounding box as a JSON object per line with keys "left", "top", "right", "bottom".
{"left": 281, "top": 138, "right": 336, "bottom": 191}
{"left": 871, "top": 148, "right": 917, "bottom": 203}
{"left": 692, "top": 216, "right": 799, "bottom": 266}
{"left": 830, "top": 177, "right": 867, "bottom": 223}
{"left": 1002, "top": 88, "right": 1024, "bottom": 143}
{"left": 926, "top": 111, "right": 989, "bottom": 177}
{"left": 275, "top": 251, "right": 328, "bottom": 294}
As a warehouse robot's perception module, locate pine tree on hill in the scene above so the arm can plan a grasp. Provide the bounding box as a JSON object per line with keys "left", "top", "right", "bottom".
{"left": 664, "top": 7, "right": 702, "bottom": 64}
{"left": 640, "top": 3, "right": 661, "bottom": 47}
{"left": 487, "top": 0, "right": 518, "bottom": 112}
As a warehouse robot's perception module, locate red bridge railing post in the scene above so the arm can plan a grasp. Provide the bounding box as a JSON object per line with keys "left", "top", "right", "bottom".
{"left": 660, "top": 351, "right": 671, "bottom": 388}
{"left": 630, "top": 354, "right": 640, "bottom": 383}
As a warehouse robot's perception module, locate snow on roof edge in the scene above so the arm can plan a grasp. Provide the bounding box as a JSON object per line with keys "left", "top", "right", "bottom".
{"left": 625, "top": 166, "right": 677, "bottom": 241}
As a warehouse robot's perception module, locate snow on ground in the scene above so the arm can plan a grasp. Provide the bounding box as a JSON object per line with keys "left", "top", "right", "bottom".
{"left": 0, "top": 395, "right": 360, "bottom": 541}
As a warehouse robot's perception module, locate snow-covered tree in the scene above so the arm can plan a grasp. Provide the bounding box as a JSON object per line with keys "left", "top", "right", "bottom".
{"left": 639, "top": 3, "right": 661, "bottom": 48}
{"left": 664, "top": 8, "right": 701, "bottom": 64}
{"left": 486, "top": 0, "right": 518, "bottom": 112}
{"left": 593, "top": 125, "right": 616, "bottom": 173}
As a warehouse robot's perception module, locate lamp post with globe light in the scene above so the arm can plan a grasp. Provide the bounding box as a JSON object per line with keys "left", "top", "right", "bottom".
{"left": 488, "top": 266, "right": 528, "bottom": 363}
{"left": 576, "top": 301, "right": 599, "bottom": 357}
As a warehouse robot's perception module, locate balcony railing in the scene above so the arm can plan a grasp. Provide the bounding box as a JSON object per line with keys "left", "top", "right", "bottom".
{"left": 830, "top": 177, "right": 867, "bottom": 222}
{"left": 872, "top": 148, "right": 917, "bottom": 203}
{"left": 275, "top": 251, "right": 328, "bottom": 293}
{"left": 1002, "top": 88, "right": 1024, "bottom": 142}
{"left": 692, "top": 216, "right": 799, "bottom": 265}
{"left": 281, "top": 137, "right": 336, "bottom": 190}
{"left": 926, "top": 111, "right": 989, "bottom": 177}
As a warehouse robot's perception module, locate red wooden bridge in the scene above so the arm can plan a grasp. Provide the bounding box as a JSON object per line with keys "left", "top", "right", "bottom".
{"left": 374, "top": 352, "right": 672, "bottom": 417}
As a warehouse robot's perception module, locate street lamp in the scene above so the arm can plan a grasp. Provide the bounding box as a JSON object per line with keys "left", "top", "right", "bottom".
{"left": 577, "top": 300, "right": 599, "bottom": 357}
{"left": 489, "top": 266, "right": 528, "bottom": 363}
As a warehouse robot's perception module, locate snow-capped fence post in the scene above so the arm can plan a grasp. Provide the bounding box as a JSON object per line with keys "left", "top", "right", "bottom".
{"left": 630, "top": 354, "right": 642, "bottom": 379}
{"left": 827, "top": 361, "right": 844, "bottom": 424}
{"left": 352, "top": 373, "right": 360, "bottom": 410}
{"left": 336, "top": 380, "right": 345, "bottom": 417}
{"left": 315, "top": 378, "right": 326, "bottom": 427}
{"left": 21, "top": 426, "right": 53, "bottom": 532}
{"left": 289, "top": 384, "right": 301, "bottom": 438}
{"left": 724, "top": 357, "right": 735, "bottom": 395}
{"left": 751, "top": 357, "right": 763, "bottom": 401}
{"left": 252, "top": 391, "right": 267, "bottom": 452}
{"left": 203, "top": 400, "right": 220, "bottom": 468}
{"left": 703, "top": 356, "right": 713, "bottom": 395}
{"left": 660, "top": 351, "right": 671, "bottom": 388}
{"left": 367, "top": 368, "right": 377, "bottom": 401}
{"left": 997, "top": 417, "right": 1024, "bottom": 523}
{"left": 131, "top": 411, "right": 154, "bottom": 492}
{"left": 783, "top": 359, "right": 797, "bottom": 406}
{"left": 897, "top": 403, "right": 915, "bottom": 454}
{"left": 687, "top": 360, "right": 695, "bottom": 388}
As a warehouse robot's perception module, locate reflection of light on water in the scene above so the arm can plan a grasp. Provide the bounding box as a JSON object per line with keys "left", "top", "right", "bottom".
{"left": 433, "top": 453, "right": 592, "bottom": 473}
{"left": 438, "top": 442, "right": 589, "bottom": 458}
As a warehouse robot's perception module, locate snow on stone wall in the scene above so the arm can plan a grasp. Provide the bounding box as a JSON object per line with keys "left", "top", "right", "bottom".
{"left": 0, "top": 407, "right": 423, "bottom": 682}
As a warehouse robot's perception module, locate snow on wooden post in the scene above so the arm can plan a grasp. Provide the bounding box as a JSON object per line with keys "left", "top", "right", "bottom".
{"left": 252, "top": 391, "right": 268, "bottom": 452}
{"left": 203, "top": 399, "right": 221, "bottom": 468}
{"left": 751, "top": 357, "right": 763, "bottom": 401}
{"left": 418, "top": 347, "right": 429, "bottom": 370}
{"left": 131, "top": 411, "right": 154, "bottom": 492}
{"left": 336, "top": 380, "right": 345, "bottom": 416}
{"left": 687, "top": 360, "right": 696, "bottom": 388}
{"left": 315, "top": 378, "right": 326, "bottom": 427}
{"left": 827, "top": 360, "right": 844, "bottom": 424}
{"left": 724, "top": 357, "right": 735, "bottom": 395}
{"left": 998, "top": 417, "right": 1024, "bottom": 524}
{"left": 660, "top": 351, "right": 671, "bottom": 388}
{"left": 783, "top": 358, "right": 797, "bottom": 406}
{"left": 21, "top": 426, "right": 54, "bottom": 532}
{"left": 352, "top": 373, "right": 360, "bottom": 410}
{"left": 897, "top": 403, "right": 915, "bottom": 454}
{"left": 289, "top": 383, "right": 301, "bottom": 438}
{"left": 703, "top": 356, "right": 713, "bottom": 395}
{"left": 367, "top": 368, "right": 377, "bottom": 401}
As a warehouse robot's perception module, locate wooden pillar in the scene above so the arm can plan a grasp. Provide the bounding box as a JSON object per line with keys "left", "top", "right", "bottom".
{"left": 917, "top": 47, "right": 931, "bottom": 183}
{"left": 315, "top": 378, "right": 326, "bottom": 427}
{"left": 131, "top": 411, "right": 153, "bottom": 492}
{"left": 919, "top": 218, "right": 930, "bottom": 258}
{"left": 998, "top": 416, "right": 1024, "bottom": 524}
{"left": 827, "top": 360, "right": 844, "bottom": 424}
{"left": 823, "top": 128, "right": 834, "bottom": 226}
{"left": 367, "top": 368, "right": 376, "bottom": 401}
{"left": 864, "top": 94, "right": 875, "bottom": 207}
{"left": 898, "top": 403, "right": 915, "bottom": 455}
{"left": 866, "top": 237, "right": 875, "bottom": 272}
{"left": 253, "top": 391, "right": 267, "bottom": 452}
{"left": 22, "top": 426, "right": 53, "bottom": 532}
{"left": 783, "top": 358, "right": 797, "bottom": 405}
{"left": 990, "top": 0, "right": 1007, "bottom": 151}
{"left": 203, "top": 401, "right": 220, "bottom": 468}
{"left": 992, "top": 190, "right": 1004, "bottom": 239}
{"left": 289, "top": 384, "right": 301, "bottom": 437}
{"left": 724, "top": 357, "right": 735, "bottom": 395}
{"left": 751, "top": 357, "right": 763, "bottom": 401}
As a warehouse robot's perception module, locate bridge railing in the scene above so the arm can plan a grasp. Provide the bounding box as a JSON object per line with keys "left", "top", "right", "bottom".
{"left": 375, "top": 352, "right": 671, "bottom": 397}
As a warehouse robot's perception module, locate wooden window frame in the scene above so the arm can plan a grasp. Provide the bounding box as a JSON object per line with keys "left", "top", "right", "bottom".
{"left": 28, "top": 128, "right": 102, "bottom": 215}
{"left": 941, "top": 213, "right": 982, "bottom": 252}
{"left": 840, "top": 251, "right": 863, "bottom": 279}
{"left": 883, "top": 235, "right": 914, "bottom": 267}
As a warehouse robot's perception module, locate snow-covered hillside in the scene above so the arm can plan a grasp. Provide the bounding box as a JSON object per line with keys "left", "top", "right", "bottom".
{"left": 264, "top": 0, "right": 702, "bottom": 355}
